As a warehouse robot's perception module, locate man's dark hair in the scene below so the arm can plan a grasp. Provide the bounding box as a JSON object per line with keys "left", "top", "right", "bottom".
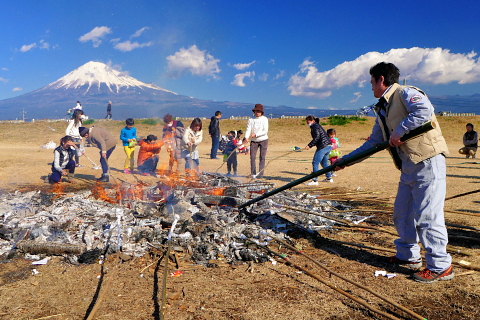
{"left": 369, "top": 62, "right": 400, "bottom": 86}
{"left": 215, "top": 111, "right": 222, "bottom": 117}
{"left": 126, "top": 118, "right": 134, "bottom": 126}
{"left": 466, "top": 123, "right": 474, "bottom": 129}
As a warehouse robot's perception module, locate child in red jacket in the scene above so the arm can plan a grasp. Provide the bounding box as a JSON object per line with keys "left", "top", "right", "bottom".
{"left": 137, "top": 135, "right": 164, "bottom": 176}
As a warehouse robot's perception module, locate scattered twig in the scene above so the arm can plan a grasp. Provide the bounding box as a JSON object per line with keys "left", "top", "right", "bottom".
{"left": 274, "top": 238, "right": 426, "bottom": 320}
{"left": 33, "top": 314, "right": 66, "bottom": 320}
{"left": 445, "top": 189, "right": 480, "bottom": 201}
{"left": 263, "top": 245, "right": 405, "bottom": 320}
{"left": 445, "top": 223, "right": 479, "bottom": 231}
{"left": 444, "top": 209, "right": 480, "bottom": 218}
{"left": 453, "top": 260, "right": 480, "bottom": 272}
{"left": 284, "top": 205, "right": 399, "bottom": 236}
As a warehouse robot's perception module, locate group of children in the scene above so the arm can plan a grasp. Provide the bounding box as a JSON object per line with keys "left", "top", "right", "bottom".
{"left": 120, "top": 118, "right": 165, "bottom": 176}
{"left": 120, "top": 117, "right": 204, "bottom": 177}
{"left": 51, "top": 114, "right": 340, "bottom": 183}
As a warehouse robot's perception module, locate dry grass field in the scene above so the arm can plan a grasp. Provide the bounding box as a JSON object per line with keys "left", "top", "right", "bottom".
{"left": 0, "top": 115, "right": 479, "bottom": 319}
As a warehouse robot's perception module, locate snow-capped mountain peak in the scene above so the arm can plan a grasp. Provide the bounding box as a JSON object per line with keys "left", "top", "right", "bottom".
{"left": 43, "top": 61, "right": 177, "bottom": 95}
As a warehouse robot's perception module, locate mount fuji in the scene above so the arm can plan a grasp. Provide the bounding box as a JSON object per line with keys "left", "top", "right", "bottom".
{"left": 0, "top": 61, "right": 346, "bottom": 121}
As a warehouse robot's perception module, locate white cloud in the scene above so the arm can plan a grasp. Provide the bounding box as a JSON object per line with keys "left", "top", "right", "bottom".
{"left": 233, "top": 61, "right": 255, "bottom": 70}
{"left": 288, "top": 47, "right": 480, "bottom": 99}
{"left": 2, "top": 68, "right": 8, "bottom": 71}
{"left": 114, "top": 40, "right": 153, "bottom": 52}
{"left": 166, "top": 45, "right": 221, "bottom": 79}
{"left": 12, "top": 87, "right": 22, "bottom": 92}
{"left": 39, "top": 39, "right": 49, "bottom": 50}
{"left": 131, "top": 27, "right": 149, "bottom": 38}
{"left": 258, "top": 73, "right": 269, "bottom": 81}
{"left": 105, "top": 60, "right": 130, "bottom": 76}
{"left": 19, "top": 40, "right": 51, "bottom": 52}
{"left": 231, "top": 71, "right": 255, "bottom": 87}
{"left": 0, "top": 77, "right": 8, "bottom": 83}
{"left": 268, "top": 59, "right": 275, "bottom": 65}
{"left": 350, "top": 92, "right": 362, "bottom": 103}
{"left": 20, "top": 43, "right": 37, "bottom": 52}
{"left": 274, "top": 70, "right": 285, "bottom": 80}
{"left": 79, "top": 26, "right": 112, "bottom": 47}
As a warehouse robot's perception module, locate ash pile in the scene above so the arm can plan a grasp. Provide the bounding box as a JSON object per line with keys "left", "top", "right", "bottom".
{"left": 0, "top": 172, "right": 367, "bottom": 266}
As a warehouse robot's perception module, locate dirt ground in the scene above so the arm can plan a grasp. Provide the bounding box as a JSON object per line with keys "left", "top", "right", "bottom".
{"left": 0, "top": 116, "right": 479, "bottom": 320}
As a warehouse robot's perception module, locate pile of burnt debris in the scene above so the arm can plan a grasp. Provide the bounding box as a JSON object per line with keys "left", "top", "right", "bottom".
{"left": 0, "top": 172, "right": 369, "bottom": 266}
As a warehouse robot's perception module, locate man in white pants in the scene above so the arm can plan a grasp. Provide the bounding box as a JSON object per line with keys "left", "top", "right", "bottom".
{"left": 335, "top": 62, "right": 453, "bottom": 283}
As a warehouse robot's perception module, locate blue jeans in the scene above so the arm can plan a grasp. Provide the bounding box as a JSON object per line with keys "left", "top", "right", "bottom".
{"left": 183, "top": 149, "right": 200, "bottom": 171}
{"left": 210, "top": 135, "right": 220, "bottom": 159}
{"left": 51, "top": 159, "right": 76, "bottom": 183}
{"left": 138, "top": 155, "right": 159, "bottom": 174}
{"left": 312, "top": 146, "right": 332, "bottom": 181}
{"left": 100, "top": 146, "right": 116, "bottom": 175}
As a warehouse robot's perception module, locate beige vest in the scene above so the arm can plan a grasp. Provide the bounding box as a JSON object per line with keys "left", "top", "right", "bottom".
{"left": 377, "top": 83, "right": 449, "bottom": 167}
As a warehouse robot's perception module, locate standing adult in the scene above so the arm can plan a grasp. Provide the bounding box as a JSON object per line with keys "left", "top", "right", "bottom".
{"left": 208, "top": 111, "right": 222, "bottom": 159}
{"left": 335, "top": 62, "right": 453, "bottom": 283}
{"left": 105, "top": 101, "right": 112, "bottom": 119}
{"left": 162, "top": 114, "right": 185, "bottom": 173}
{"left": 65, "top": 109, "right": 88, "bottom": 167}
{"left": 458, "top": 123, "right": 477, "bottom": 158}
{"left": 79, "top": 126, "right": 117, "bottom": 182}
{"left": 304, "top": 115, "right": 333, "bottom": 185}
{"left": 245, "top": 104, "right": 269, "bottom": 178}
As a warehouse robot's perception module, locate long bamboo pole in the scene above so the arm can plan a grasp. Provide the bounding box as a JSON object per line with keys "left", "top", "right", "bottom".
{"left": 274, "top": 238, "right": 426, "bottom": 320}
{"left": 239, "top": 122, "right": 435, "bottom": 209}
{"left": 263, "top": 245, "right": 404, "bottom": 320}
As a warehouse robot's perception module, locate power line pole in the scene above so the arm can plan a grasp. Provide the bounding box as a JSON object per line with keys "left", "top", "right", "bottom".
{"left": 21, "top": 109, "right": 27, "bottom": 122}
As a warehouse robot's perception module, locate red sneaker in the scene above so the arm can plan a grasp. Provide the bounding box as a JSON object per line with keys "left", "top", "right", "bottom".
{"left": 385, "top": 256, "right": 422, "bottom": 269}
{"left": 413, "top": 265, "right": 454, "bottom": 283}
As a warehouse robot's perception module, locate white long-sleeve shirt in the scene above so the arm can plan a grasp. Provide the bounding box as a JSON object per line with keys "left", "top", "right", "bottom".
{"left": 65, "top": 119, "right": 82, "bottom": 138}
{"left": 245, "top": 115, "right": 269, "bottom": 142}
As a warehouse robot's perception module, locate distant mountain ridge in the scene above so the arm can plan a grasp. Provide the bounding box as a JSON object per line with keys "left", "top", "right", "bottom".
{"left": 0, "top": 61, "right": 477, "bottom": 120}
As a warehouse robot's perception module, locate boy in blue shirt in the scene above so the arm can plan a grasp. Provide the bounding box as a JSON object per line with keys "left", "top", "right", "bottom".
{"left": 120, "top": 118, "right": 137, "bottom": 174}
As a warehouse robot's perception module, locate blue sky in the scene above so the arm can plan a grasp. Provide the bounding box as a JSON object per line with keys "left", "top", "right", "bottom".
{"left": 1, "top": 0, "right": 480, "bottom": 111}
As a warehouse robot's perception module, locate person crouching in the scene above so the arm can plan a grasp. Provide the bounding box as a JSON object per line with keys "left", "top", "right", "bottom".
{"left": 50, "top": 135, "right": 76, "bottom": 183}
{"left": 137, "top": 135, "right": 164, "bottom": 176}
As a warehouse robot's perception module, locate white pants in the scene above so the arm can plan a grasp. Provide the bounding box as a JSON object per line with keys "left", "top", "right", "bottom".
{"left": 393, "top": 154, "right": 451, "bottom": 273}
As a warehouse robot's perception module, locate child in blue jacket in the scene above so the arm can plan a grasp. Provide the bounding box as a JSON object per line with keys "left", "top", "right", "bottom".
{"left": 223, "top": 130, "right": 240, "bottom": 176}
{"left": 120, "top": 118, "right": 137, "bottom": 174}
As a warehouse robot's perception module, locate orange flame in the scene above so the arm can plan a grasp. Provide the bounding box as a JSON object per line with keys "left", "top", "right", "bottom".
{"left": 91, "top": 182, "right": 117, "bottom": 204}
{"left": 51, "top": 182, "right": 65, "bottom": 200}
{"left": 207, "top": 187, "right": 226, "bottom": 196}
